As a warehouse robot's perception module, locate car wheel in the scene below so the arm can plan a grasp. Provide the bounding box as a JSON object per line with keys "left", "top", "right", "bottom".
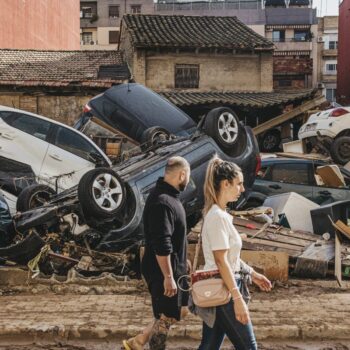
{"left": 78, "top": 168, "right": 125, "bottom": 219}
{"left": 260, "top": 130, "right": 281, "bottom": 152}
{"left": 16, "top": 184, "right": 56, "bottom": 212}
{"left": 204, "top": 107, "right": 247, "bottom": 156}
{"left": 140, "top": 127, "right": 171, "bottom": 150}
{"left": 330, "top": 136, "right": 350, "bottom": 165}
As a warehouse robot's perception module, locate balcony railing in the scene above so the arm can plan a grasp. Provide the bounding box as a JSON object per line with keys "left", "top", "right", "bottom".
{"left": 324, "top": 70, "right": 337, "bottom": 75}
{"left": 272, "top": 38, "right": 312, "bottom": 42}
{"left": 155, "top": 0, "right": 263, "bottom": 12}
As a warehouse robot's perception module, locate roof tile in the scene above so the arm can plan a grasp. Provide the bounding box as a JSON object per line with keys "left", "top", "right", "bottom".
{"left": 159, "top": 89, "right": 315, "bottom": 108}
{"left": 0, "top": 49, "right": 129, "bottom": 88}
{"left": 123, "top": 14, "right": 274, "bottom": 50}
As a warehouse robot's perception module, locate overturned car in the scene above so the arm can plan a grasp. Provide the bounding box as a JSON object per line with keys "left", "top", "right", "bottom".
{"left": 7, "top": 84, "right": 260, "bottom": 252}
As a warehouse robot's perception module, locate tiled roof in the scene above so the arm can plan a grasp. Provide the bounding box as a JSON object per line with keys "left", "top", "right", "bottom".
{"left": 122, "top": 14, "right": 274, "bottom": 50}
{"left": 0, "top": 49, "right": 130, "bottom": 88}
{"left": 159, "top": 89, "right": 315, "bottom": 108}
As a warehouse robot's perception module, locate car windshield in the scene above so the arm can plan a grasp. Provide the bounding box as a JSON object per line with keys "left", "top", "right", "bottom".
{"left": 89, "top": 84, "right": 196, "bottom": 141}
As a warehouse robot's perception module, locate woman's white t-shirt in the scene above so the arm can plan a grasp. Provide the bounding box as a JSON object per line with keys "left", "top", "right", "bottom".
{"left": 202, "top": 204, "right": 242, "bottom": 272}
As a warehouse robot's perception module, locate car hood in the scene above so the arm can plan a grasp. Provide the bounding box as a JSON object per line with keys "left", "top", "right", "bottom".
{"left": 76, "top": 84, "right": 197, "bottom": 142}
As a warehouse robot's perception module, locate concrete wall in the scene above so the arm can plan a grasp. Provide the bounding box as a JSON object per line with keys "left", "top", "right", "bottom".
{"left": 142, "top": 52, "right": 273, "bottom": 92}
{"left": 0, "top": 94, "right": 91, "bottom": 126}
{"left": 0, "top": 0, "right": 80, "bottom": 50}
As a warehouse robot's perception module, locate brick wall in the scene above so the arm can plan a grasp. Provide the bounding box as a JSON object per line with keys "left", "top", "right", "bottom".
{"left": 132, "top": 51, "right": 273, "bottom": 92}
{"left": 274, "top": 57, "right": 313, "bottom": 75}
{"left": 0, "top": 94, "right": 91, "bottom": 125}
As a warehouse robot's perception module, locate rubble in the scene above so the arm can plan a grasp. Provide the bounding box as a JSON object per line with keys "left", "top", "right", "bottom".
{"left": 263, "top": 192, "right": 319, "bottom": 232}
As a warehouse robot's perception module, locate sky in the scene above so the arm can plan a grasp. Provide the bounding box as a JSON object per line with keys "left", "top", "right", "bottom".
{"left": 312, "top": 0, "right": 340, "bottom": 17}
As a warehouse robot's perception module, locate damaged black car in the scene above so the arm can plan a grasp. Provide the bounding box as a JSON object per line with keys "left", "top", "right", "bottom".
{"left": 11, "top": 83, "right": 260, "bottom": 252}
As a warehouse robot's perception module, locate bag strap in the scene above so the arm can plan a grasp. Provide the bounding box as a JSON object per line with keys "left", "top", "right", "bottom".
{"left": 192, "top": 219, "right": 203, "bottom": 272}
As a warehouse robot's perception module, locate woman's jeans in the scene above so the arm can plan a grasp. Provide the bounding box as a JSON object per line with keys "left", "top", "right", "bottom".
{"left": 198, "top": 279, "right": 257, "bottom": 350}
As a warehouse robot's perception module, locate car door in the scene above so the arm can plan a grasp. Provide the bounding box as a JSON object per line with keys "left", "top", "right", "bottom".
{"left": 0, "top": 111, "right": 51, "bottom": 177}
{"left": 40, "top": 125, "right": 109, "bottom": 191}
{"left": 260, "top": 161, "right": 314, "bottom": 201}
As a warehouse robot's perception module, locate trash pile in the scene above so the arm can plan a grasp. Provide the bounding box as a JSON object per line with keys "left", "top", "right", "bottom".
{"left": 0, "top": 192, "right": 139, "bottom": 279}
{"left": 189, "top": 197, "right": 350, "bottom": 286}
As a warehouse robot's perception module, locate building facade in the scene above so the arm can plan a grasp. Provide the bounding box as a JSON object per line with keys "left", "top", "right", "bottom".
{"left": 317, "top": 16, "right": 338, "bottom": 102}
{"left": 80, "top": 0, "right": 154, "bottom": 50}
{"left": 155, "top": 0, "right": 318, "bottom": 89}
{"left": 337, "top": 0, "right": 350, "bottom": 105}
{"left": 119, "top": 14, "right": 274, "bottom": 92}
{"left": 0, "top": 0, "right": 80, "bottom": 50}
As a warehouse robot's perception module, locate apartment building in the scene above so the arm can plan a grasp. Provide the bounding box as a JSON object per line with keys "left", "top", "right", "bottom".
{"left": 155, "top": 0, "right": 318, "bottom": 89}
{"left": 80, "top": 0, "right": 154, "bottom": 50}
{"left": 317, "top": 16, "right": 338, "bottom": 102}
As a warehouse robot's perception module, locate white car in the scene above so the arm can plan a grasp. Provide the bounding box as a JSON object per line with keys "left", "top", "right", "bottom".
{"left": 298, "top": 107, "right": 350, "bottom": 165}
{"left": 0, "top": 105, "right": 111, "bottom": 213}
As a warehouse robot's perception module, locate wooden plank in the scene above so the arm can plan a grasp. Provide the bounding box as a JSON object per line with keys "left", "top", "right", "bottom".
{"left": 335, "top": 232, "right": 342, "bottom": 287}
{"left": 233, "top": 217, "right": 319, "bottom": 242}
{"left": 242, "top": 237, "right": 305, "bottom": 253}
{"left": 242, "top": 241, "right": 300, "bottom": 257}
{"left": 253, "top": 95, "right": 327, "bottom": 135}
{"left": 241, "top": 251, "right": 289, "bottom": 282}
{"left": 269, "top": 228, "right": 319, "bottom": 242}
{"left": 332, "top": 220, "right": 350, "bottom": 240}
{"left": 238, "top": 226, "right": 311, "bottom": 248}
{"left": 275, "top": 152, "right": 329, "bottom": 161}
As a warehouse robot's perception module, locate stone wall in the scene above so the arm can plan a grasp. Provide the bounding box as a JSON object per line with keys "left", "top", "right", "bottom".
{"left": 143, "top": 51, "right": 273, "bottom": 92}
{"left": 0, "top": 94, "right": 92, "bottom": 126}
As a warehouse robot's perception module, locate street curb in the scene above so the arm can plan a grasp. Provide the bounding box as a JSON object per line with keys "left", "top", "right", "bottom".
{"left": 0, "top": 324, "right": 350, "bottom": 342}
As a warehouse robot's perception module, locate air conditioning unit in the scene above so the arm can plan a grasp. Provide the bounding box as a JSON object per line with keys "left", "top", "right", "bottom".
{"left": 317, "top": 36, "right": 324, "bottom": 43}
{"left": 318, "top": 83, "right": 325, "bottom": 89}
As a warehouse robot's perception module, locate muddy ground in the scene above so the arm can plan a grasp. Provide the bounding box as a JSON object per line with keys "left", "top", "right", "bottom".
{"left": 0, "top": 340, "right": 350, "bottom": 350}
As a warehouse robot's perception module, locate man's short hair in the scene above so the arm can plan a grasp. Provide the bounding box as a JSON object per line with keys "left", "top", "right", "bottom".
{"left": 165, "top": 156, "right": 190, "bottom": 174}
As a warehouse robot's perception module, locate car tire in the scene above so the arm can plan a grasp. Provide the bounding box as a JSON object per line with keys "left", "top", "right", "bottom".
{"left": 16, "top": 184, "right": 56, "bottom": 212}
{"left": 78, "top": 167, "right": 126, "bottom": 219}
{"left": 140, "top": 127, "right": 171, "bottom": 150}
{"left": 260, "top": 130, "right": 281, "bottom": 152}
{"left": 330, "top": 136, "right": 350, "bottom": 165}
{"left": 204, "top": 107, "right": 247, "bottom": 157}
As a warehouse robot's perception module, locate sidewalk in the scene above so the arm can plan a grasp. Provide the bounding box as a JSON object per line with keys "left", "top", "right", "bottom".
{"left": 0, "top": 284, "right": 350, "bottom": 344}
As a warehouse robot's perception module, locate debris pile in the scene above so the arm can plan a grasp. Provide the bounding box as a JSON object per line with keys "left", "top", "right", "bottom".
{"left": 188, "top": 206, "right": 350, "bottom": 285}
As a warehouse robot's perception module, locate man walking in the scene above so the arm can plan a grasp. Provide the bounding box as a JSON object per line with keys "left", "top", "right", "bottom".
{"left": 123, "top": 156, "right": 190, "bottom": 350}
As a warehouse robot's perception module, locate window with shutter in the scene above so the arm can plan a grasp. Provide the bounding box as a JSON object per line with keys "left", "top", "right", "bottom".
{"left": 175, "top": 64, "right": 199, "bottom": 89}
{"left": 109, "top": 30, "right": 120, "bottom": 44}
{"left": 109, "top": 5, "right": 119, "bottom": 18}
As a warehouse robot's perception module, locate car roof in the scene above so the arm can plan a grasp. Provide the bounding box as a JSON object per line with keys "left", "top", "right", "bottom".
{"left": 0, "top": 104, "right": 78, "bottom": 130}
{"left": 0, "top": 104, "right": 111, "bottom": 166}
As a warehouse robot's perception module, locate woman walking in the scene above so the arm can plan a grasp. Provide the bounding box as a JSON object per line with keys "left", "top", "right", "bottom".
{"left": 197, "top": 156, "right": 272, "bottom": 350}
